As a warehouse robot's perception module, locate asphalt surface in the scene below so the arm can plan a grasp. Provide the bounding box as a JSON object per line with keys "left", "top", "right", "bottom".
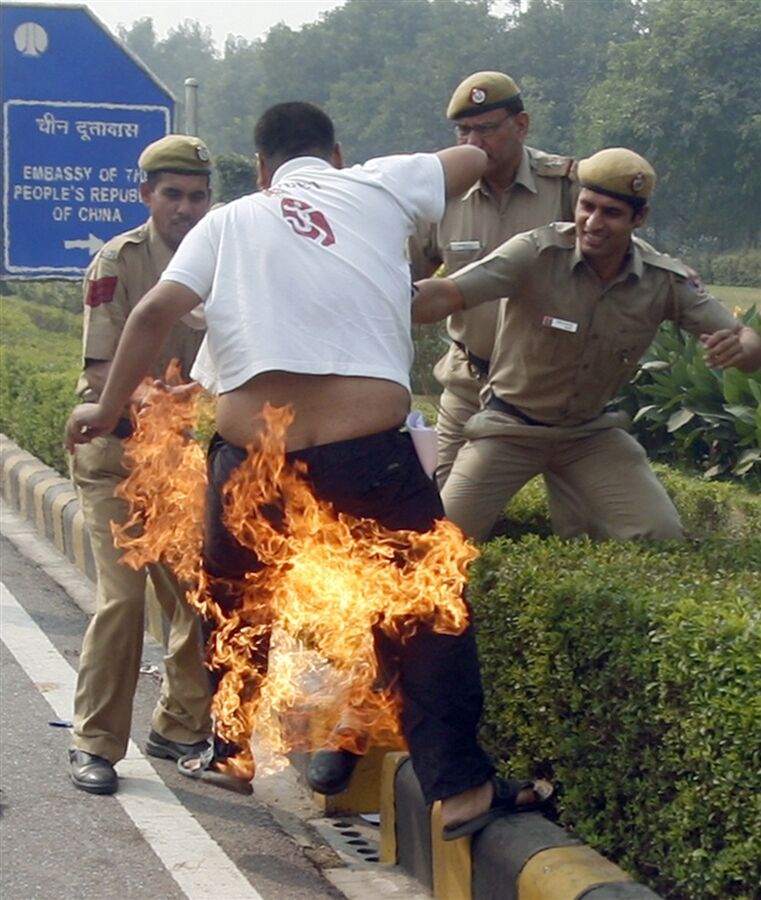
{"left": 0, "top": 507, "right": 430, "bottom": 900}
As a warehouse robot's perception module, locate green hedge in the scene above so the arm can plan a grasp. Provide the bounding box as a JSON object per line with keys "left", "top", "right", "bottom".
{"left": 702, "top": 248, "right": 761, "bottom": 288}
{"left": 470, "top": 535, "right": 761, "bottom": 899}
{"left": 0, "top": 296, "right": 80, "bottom": 474}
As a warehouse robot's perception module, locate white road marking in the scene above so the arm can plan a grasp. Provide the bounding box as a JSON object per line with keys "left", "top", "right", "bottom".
{"left": 0, "top": 581, "right": 263, "bottom": 900}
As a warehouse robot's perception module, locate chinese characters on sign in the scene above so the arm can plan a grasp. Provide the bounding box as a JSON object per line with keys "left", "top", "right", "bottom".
{"left": 4, "top": 100, "right": 170, "bottom": 274}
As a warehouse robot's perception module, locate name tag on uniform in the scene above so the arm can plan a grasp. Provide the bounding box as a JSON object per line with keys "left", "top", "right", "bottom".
{"left": 542, "top": 315, "right": 578, "bottom": 333}
{"left": 448, "top": 240, "right": 481, "bottom": 251}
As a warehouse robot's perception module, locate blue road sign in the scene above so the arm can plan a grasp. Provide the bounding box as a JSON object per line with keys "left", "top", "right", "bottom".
{"left": 1, "top": 3, "right": 175, "bottom": 279}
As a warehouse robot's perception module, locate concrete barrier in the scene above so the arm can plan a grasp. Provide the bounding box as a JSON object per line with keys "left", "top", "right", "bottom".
{"left": 380, "top": 754, "right": 662, "bottom": 900}
{"left": 0, "top": 433, "right": 162, "bottom": 640}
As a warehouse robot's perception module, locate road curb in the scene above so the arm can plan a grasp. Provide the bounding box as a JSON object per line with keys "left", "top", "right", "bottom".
{"left": 379, "top": 753, "right": 663, "bottom": 899}
{"left": 1, "top": 435, "right": 87, "bottom": 567}
{"left": 0, "top": 433, "right": 159, "bottom": 637}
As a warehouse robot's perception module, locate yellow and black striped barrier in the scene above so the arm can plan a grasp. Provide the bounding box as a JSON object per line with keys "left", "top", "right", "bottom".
{"left": 380, "top": 753, "right": 662, "bottom": 900}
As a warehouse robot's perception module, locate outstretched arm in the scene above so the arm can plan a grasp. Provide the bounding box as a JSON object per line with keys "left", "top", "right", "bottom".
{"left": 435, "top": 146, "right": 487, "bottom": 199}
{"left": 64, "top": 281, "right": 202, "bottom": 450}
{"left": 701, "top": 324, "right": 761, "bottom": 373}
{"left": 411, "top": 278, "right": 465, "bottom": 324}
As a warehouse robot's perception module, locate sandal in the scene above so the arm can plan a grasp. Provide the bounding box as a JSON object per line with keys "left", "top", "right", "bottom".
{"left": 442, "top": 777, "right": 554, "bottom": 841}
{"left": 177, "top": 750, "right": 254, "bottom": 796}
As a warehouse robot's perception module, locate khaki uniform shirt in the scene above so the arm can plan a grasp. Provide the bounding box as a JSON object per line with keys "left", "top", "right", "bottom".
{"left": 77, "top": 218, "right": 204, "bottom": 403}
{"left": 409, "top": 145, "right": 575, "bottom": 360}
{"left": 454, "top": 222, "right": 737, "bottom": 426}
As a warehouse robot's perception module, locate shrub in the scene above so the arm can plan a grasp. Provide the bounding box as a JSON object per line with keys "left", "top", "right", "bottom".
{"left": 12, "top": 279, "right": 84, "bottom": 315}
{"left": 214, "top": 153, "right": 256, "bottom": 202}
{"left": 411, "top": 322, "right": 447, "bottom": 397}
{"left": 0, "top": 297, "right": 80, "bottom": 474}
{"left": 618, "top": 308, "right": 761, "bottom": 483}
{"left": 708, "top": 248, "right": 761, "bottom": 287}
{"left": 470, "top": 536, "right": 761, "bottom": 899}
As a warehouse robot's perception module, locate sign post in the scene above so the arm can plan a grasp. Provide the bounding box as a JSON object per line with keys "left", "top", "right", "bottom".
{"left": 1, "top": 3, "right": 175, "bottom": 279}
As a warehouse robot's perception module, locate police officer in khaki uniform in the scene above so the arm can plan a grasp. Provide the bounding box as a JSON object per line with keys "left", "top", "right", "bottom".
{"left": 408, "top": 71, "right": 589, "bottom": 536}
{"left": 68, "top": 135, "right": 214, "bottom": 794}
{"left": 413, "top": 148, "right": 761, "bottom": 541}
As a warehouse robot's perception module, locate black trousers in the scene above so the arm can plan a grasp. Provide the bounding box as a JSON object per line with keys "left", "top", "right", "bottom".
{"left": 203, "top": 427, "right": 494, "bottom": 803}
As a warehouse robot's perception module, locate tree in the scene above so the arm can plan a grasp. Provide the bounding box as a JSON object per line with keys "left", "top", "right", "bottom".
{"left": 575, "top": 0, "right": 761, "bottom": 250}
{"left": 502, "top": 0, "right": 645, "bottom": 152}
{"left": 214, "top": 154, "right": 256, "bottom": 202}
{"left": 118, "top": 19, "right": 220, "bottom": 137}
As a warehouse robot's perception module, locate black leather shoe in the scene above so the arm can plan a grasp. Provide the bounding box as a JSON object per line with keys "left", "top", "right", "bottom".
{"left": 145, "top": 729, "right": 211, "bottom": 761}
{"left": 69, "top": 749, "right": 118, "bottom": 795}
{"left": 307, "top": 749, "right": 361, "bottom": 795}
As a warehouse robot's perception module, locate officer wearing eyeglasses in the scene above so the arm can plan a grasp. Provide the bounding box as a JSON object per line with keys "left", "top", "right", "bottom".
{"left": 409, "top": 71, "right": 589, "bottom": 538}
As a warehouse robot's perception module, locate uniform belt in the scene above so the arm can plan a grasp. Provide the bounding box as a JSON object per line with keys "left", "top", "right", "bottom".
{"left": 453, "top": 340, "right": 489, "bottom": 377}
{"left": 484, "top": 393, "right": 549, "bottom": 426}
{"left": 111, "top": 417, "right": 134, "bottom": 439}
{"left": 485, "top": 393, "right": 619, "bottom": 427}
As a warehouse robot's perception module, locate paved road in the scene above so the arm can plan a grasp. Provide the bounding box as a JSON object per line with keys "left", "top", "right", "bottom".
{"left": 0, "top": 509, "right": 429, "bottom": 900}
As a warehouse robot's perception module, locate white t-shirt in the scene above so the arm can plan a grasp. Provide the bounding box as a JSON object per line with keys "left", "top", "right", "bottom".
{"left": 161, "top": 153, "right": 446, "bottom": 395}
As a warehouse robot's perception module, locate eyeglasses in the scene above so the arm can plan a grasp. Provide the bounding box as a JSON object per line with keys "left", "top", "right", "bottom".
{"left": 454, "top": 115, "right": 512, "bottom": 139}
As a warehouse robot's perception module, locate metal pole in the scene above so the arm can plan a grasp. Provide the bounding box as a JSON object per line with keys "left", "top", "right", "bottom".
{"left": 184, "top": 77, "right": 198, "bottom": 135}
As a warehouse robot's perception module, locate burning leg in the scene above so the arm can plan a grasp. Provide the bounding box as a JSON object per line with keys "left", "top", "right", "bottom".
{"left": 115, "top": 401, "right": 548, "bottom": 829}
{"left": 172, "top": 435, "right": 278, "bottom": 791}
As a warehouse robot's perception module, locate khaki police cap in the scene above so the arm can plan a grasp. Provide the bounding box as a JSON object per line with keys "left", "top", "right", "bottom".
{"left": 447, "top": 71, "right": 522, "bottom": 120}
{"left": 138, "top": 134, "right": 211, "bottom": 175}
{"left": 577, "top": 148, "right": 655, "bottom": 206}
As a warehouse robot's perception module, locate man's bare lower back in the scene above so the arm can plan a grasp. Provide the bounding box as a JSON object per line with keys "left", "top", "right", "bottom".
{"left": 215, "top": 371, "right": 410, "bottom": 451}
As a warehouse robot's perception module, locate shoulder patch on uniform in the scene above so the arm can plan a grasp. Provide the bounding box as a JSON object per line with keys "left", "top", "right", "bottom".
{"left": 85, "top": 276, "right": 117, "bottom": 308}
{"left": 532, "top": 153, "right": 574, "bottom": 178}
{"left": 635, "top": 238, "right": 690, "bottom": 278}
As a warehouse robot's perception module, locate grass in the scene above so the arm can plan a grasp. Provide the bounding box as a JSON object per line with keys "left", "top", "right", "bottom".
{"left": 708, "top": 283, "right": 759, "bottom": 312}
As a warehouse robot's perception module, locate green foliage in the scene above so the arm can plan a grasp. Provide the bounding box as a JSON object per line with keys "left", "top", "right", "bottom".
{"left": 0, "top": 297, "right": 80, "bottom": 474}
{"left": 575, "top": 0, "right": 761, "bottom": 250}
{"left": 500, "top": 0, "right": 645, "bottom": 153}
{"left": 116, "top": 18, "right": 219, "bottom": 136}
{"left": 214, "top": 153, "right": 256, "bottom": 202}
{"left": 6, "top": 279, "right": 83, "bottom": 315}
{"left": 707, "top": 249, "right": 761, "bottom": 288}
{"left": 707, "top": 284, "right": 760, "bottom": 313}
{"left": 469, "top": 535, "right": 761, "bottom": 899}
{"left": 411, "top": 395, "right": 439, "bottom": 427}
{"left": 115, "top": 0, "right": 759, "bottom": 255}
{"left": 411, "top": 323, "right": 447, "bottom": 396}
{"left": 617, "top": 308, "right": 761, "bottom": 482}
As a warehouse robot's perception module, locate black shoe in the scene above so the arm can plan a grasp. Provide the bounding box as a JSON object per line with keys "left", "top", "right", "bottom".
{"left": 69, "top": 749, "right": 118, "bottom": 795}
{"left": 307, "top": 749, "right": 361, "bottom": 795}
{"left": 145, "top": 729, "right": 211, "bottom": 761}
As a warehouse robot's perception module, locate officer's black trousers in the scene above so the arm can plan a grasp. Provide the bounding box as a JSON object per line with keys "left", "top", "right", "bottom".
{"left": 203, "top": 427, "right": 494, "bottom": 804}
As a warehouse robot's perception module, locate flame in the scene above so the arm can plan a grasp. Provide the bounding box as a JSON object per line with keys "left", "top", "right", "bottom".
{"left": 114, "top": 372, "right": 478, "bottom": 781}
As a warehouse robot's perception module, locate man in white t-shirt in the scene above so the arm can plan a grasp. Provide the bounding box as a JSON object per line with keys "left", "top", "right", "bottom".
{"left": 65, "top": 102, "right": 552, "bottom": 840}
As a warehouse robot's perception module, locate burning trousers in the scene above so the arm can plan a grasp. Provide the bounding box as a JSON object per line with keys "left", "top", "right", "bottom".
{"left": 203, "top": 426, "right": 495, "bottom": 804}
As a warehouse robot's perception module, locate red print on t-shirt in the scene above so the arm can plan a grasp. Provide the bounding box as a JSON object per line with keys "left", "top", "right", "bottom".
{"left": 280, "top": 198, "right": 336, "bottom": 247}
